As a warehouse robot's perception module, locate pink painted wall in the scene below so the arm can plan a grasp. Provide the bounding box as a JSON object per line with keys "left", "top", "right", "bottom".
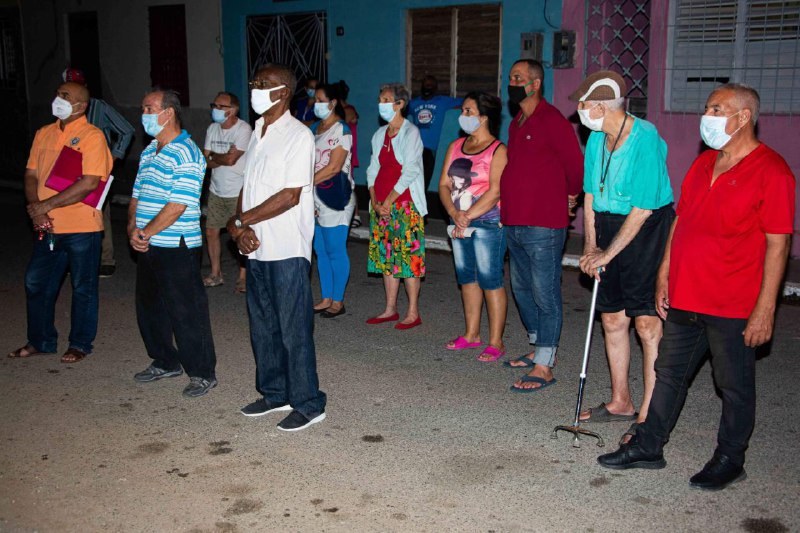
{"left": 554, "top": 0, "right": 800, "bottom": 256}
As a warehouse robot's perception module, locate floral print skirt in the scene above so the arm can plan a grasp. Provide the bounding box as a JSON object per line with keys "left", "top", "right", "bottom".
{"left": 367, "top": 201, "right": 426, "bottom": 278}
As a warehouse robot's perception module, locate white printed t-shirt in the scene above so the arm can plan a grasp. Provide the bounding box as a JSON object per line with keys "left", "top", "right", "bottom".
{"left": 241, "top": 110, "right": 315, "bottom": 262}
{"left": 204, "top": 118, "right": 253, "bottom": 198}
{"left": 313, "top": 120, "right": 355, "bottom": 228}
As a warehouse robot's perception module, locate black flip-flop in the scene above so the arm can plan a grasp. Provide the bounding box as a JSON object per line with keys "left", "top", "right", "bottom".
{"left": 581, "top": 402, "right": 638, "bottom": 423}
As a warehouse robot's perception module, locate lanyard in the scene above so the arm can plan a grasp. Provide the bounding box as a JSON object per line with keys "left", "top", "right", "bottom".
{"left": 599, "top": 113, "right": 629, "bottom": 195}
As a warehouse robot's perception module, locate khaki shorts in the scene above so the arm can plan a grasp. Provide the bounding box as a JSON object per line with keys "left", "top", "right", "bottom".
{"left": 206, "top": 192, "right": 239, "bottom": 229}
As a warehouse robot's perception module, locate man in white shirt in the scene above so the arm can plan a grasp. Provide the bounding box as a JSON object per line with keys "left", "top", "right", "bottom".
{"left": 203, "top": 91, "right": 252, "bottom": 292}
{"left": 227, "top": 64, "right": 326, "bottom": 432}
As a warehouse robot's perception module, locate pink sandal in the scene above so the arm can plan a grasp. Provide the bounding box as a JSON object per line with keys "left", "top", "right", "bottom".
{"left": 477, "top": 345, "right": 506, "bottom": 362}
{"left": 445, "top": 336, "right": 482, "bottom": 351}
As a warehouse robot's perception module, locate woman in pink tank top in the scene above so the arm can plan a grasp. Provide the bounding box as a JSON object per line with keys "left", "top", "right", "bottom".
{"left": 438, "top": 92, "right": 509, "bottom": 363}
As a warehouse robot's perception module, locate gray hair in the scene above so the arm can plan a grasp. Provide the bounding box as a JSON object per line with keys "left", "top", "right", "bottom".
{"left": 261, "top": 63, "right": 297, "bottom": 95}
{"left": 147, "top": 87, "right": 183, "bottom": 126}
{"left": 714, "top": 83, "right": 760, "bottom": 125}
{"left": 380, "top": 83, "right": 411, "bottom": 108}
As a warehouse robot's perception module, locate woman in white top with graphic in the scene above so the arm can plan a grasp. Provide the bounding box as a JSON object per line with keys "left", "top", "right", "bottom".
{"left": 311, "top": 83, "right": 355, "bottom": 318}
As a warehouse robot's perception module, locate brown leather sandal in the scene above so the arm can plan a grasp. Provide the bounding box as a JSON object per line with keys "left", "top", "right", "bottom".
{"left": 61, "top": 348, "right": 87, "bottom": 364}
{"left": 8, "top": 344, "right": 45, "bottom": 358}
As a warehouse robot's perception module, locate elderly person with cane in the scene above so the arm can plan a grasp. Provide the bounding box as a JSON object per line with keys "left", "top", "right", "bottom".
{"left": 570, "top": 71, "right": 674, "bottom": 446}
{"left": 365, "top": 83, "right": 427, "bottom": 330}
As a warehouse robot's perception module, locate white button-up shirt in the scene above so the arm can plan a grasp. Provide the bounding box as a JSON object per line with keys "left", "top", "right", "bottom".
{"left": 242, "top": 110, "right": 315, "bottom": 262}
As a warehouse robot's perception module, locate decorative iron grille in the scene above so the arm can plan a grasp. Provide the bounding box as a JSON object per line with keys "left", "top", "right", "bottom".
{"left": 585, "top": 0, "right": 651, "bottom": 117}
{"left": 246, "top": 12, "right": 327, "bottom": 99}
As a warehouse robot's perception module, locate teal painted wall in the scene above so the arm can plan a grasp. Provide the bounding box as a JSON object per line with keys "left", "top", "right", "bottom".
{"left": 221, "top": 0, "right": 562, "bottom": 184}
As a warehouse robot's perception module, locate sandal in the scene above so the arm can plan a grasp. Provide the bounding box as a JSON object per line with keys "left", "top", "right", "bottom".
{"left": 8, "top": 344, "right": 48, "bottom": 358}
{"left": 61, "top": 348, "right": 87, "bottom": 364}
{"left": 203, "top": 275, "right": 224, "bottom": 287}
{"left": 580, "top": 402, "right": 638, "bottom": 423}
{"left": 235, "top": 278, "right": 246, "bottom": 293}
{"left": 510, "top": 375, "right": 557, "bottom": 393}
{"left": 477, "top": 345, "right": 506, "bottom": 362}
{"left": 502, "top": 355, "right": 535, "bottom": 368}
{"left": 445, "top": 336, "right": 482, "bottom": 351}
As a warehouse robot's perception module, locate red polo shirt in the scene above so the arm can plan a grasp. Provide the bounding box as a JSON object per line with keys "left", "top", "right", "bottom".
{"left": 500, "top": 99, "right": 583, "bottom": 228}
{"left": 669, "top": 144, "right": 795, "bottom": 318}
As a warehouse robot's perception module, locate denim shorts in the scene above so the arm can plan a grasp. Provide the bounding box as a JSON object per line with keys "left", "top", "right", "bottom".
{"left": 451, "top": 219, "right": 506, "bottom": 290}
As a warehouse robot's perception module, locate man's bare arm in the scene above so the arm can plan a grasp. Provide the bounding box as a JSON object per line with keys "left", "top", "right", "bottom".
{"left": 238, "top": 187, "right": 302, "bottom": 227}
{"left": 743, "top": 233, "right": 791, "bottom": 347}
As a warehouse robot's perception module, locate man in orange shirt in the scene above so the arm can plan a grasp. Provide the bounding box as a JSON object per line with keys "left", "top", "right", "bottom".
{"left": 7, "top": 81, "right": 112, "bottom": 363}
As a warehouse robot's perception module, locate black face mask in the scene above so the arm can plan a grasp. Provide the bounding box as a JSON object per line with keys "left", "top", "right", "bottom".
{"left": 421, "top": 87, "right": 434, "bottom": 98}
{"left": 507, "top": 84, "right": 535, "bottom": 108}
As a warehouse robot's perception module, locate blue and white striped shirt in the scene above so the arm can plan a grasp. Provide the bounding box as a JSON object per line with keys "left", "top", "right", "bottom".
{"left": 132, "top": 131, "right": 206, "bottom": 248}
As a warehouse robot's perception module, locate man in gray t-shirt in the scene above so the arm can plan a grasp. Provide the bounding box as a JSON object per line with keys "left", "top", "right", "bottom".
{"left": 202, "top": 91, "right": 252, "bottom": 292}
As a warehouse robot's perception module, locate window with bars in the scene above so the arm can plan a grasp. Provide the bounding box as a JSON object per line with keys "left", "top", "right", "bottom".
{"left": 666, "top": 0, "right": 800, "bottom": 114}
{"left": 407, "top": 4, "right": 501, "bottom": 97}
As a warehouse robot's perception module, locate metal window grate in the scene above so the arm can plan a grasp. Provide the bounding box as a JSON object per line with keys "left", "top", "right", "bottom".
{"left": 246, "top": 12, "right": 327, "bottom": 99}
{"left": 585, "top": 0, "right": 652, "bottom": 118}
{"left": 666, "top": 0, "right": 800, "bottom": 114}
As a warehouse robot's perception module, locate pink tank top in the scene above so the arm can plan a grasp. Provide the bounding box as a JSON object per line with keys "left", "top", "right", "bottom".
{"left": 444, "top": 137, "right": 502, "bottom": 221}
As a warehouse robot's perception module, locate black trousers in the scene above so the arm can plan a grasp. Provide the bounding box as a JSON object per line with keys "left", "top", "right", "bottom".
{"left": 637, "top": 308, "right": 756, "bottom": 466}
{"left": 135, "top": 241, "right": 217, "bottom": 379}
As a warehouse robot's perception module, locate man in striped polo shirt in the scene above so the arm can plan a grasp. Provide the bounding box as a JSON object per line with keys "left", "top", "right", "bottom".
{"left": 128, "top": 88, "right": 218, "bottom": 398}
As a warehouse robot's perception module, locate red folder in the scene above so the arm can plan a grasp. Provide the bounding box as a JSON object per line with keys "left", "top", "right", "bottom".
{"left": 44, "top": 146, "right": 110, "bottom": 209}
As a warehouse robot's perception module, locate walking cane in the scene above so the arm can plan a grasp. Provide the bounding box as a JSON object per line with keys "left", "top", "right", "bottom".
{"left": 552, "top": 273, "right": 605, "bottom": 448}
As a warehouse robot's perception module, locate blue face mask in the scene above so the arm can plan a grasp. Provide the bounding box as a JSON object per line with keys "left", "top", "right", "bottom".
{"left": 314, "top": 102, "right": 333, "bottom": 120}
{"left": 142, "top": 110, "right": 168, "bottom": 137}
{"left": 211, "top": 108, "right": 227, "bottom": 123}
{"left": 306, "top": 88, "right": 316, "bottom": 98}
{"left": 379, "top": 102, "right": 396, "bottom": 122}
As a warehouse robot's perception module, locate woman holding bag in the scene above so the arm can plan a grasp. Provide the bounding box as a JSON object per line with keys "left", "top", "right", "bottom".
{"left": 311, "top": 83, "right": 355, "bottom": 318}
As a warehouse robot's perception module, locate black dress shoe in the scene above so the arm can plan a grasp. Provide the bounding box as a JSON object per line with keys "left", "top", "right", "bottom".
{"left": 689, "top": 452, "right": 746, "bottom": 490}
{"left": 597, "top": 442, "right": 666, "bottom": 470}
{"left": 320, "top": 306, "right": 346, "bottom": 318}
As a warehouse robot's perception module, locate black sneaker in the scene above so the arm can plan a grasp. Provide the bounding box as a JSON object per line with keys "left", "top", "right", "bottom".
{"left": 597, "top": 442, "right": 666, "bottom": 470}
{"left": 689, "top": 452, "right": 746, "bottom": 490}
{"left": 277, "top": 409, "right": 326, "bottom": 432}
{"left": 99, "top": 265, "right": 116, "bottom": 278}
{"left": 240, "top": 398, "right": 292, "bottom": 417}
{"left": 134, "top": 364, "right": 183, "bottom": 383}
{"left": 182, "top": 377, "right": 218, "bottom": 398}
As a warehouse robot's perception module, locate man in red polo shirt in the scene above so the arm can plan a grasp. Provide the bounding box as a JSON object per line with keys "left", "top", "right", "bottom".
{"left": 500, "top": 59, "right": 583, "bottom": 391}
{"left": 598, "top": 84, "right": 795, "bottom": 491}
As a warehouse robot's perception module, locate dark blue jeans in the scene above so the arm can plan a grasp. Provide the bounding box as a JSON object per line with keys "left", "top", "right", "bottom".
{"left": 247, "top": 257, "right": 326, "bottom": 417}
{"left": 637, "top": 309, "right": 756, "bottom": 467}
{"left": 25, "top": 231, "right": 102, "bottom": 354}
{"left": 505, "top": 225, "right": 567, "bottom": 367}
{"left": 135, "top": 242, "right": 217, "bottom": 379}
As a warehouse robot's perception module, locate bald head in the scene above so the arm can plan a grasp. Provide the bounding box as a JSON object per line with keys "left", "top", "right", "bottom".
{"left": 60, "top": 82, "right": 89, "bottom": 104}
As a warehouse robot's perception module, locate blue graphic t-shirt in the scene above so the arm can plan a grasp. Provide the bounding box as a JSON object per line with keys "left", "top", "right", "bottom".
{"left": 409, "top": 95, "right": 462, "bottom": 151}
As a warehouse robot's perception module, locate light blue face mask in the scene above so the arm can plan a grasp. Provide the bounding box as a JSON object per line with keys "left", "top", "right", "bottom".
{"left": 211, "top": 108, "right": 227, "bottom": 123}
{"left": 314, "top": 102, "right": 333, "bottom": 120}
{"left": 379, "top": 102, "right": 396, "bottom": 122}
{"left": 142, "top": 110, "right": 168, "bottom": 137}
{"left": 306, "top": 88, "right": 316, "bottom": 98}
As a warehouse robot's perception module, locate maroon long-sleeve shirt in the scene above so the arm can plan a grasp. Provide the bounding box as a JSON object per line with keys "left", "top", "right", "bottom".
{"left": 500, "top": 99, "right": 584, "bottom": 228}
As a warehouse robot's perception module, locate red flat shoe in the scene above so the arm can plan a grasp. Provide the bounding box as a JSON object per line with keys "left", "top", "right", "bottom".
{"left": 394, "top": 317, "right": 422, "bottom": 330}
{"left": 366, "top": 313, "right": 399, "bottom": 325}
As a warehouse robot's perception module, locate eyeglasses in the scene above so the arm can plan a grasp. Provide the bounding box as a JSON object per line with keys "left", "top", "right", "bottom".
{"left": 248, "top": 80, "right": 278, "bottom": 90}
{"left": 209, "top": 103, "right": 232, "bottom": 110}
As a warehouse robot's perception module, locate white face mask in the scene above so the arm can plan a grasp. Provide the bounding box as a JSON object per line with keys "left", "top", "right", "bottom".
{"left": 458, "top": 115, "right": 484, "bottom": 134}
{"left": 314, "top": 102, "right": 333, "bottom": 120}
{"left": 52, "top": 96, "right": 77, "bottom": 121}
{"left": 378, "top": 102, "right": 397, "bottom": 122}
{"left": 578, "top": 106, "right": 604, "bottom": 132}
{"left": 700, "top": 111, "right": 742, "bottom": 150}
{"left": 250, "top": 85, "right": 286, "bottom": 115}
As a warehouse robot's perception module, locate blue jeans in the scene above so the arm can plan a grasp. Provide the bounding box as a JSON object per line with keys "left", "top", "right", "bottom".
{"left": 25, "top": 231, "right": 102, "bottom": 354}
{"left": 247, "top": 257, "right": 326, "bottom": 417}
{"left": 313, "top": 223, "right": 350, "bottom": 301}
{"left": 451, "top": 219, "right": 506, "bottom": 290}
{"left": 135, "top": 241, "right": 217, "bottom": 379}
{"left": 505, "top": 226, "right": 566, "bottom": 367}
{"left": 637, "top": 309, "right": 756, "bottom": 467}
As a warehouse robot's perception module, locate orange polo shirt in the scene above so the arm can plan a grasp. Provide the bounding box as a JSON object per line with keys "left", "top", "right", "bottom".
{"left": 26, "top": 115, "right": 113, "bottom": 234}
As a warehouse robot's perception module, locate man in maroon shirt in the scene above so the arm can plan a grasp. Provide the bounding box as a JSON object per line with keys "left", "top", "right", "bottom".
{"left": 500, "top": 59, "right": 584, "bottom": 392}
{"left": 598, "top": 84, "right": 795, "bottom": 491}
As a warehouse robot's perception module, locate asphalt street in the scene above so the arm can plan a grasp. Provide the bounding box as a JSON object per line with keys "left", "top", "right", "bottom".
{"left": 1, "top": 192, "right": 798, "bottom": 532}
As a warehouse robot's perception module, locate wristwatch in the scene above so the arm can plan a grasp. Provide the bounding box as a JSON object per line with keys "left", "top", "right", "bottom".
{"left": 208, "top": 153, "right": 214, "bottom": 162}
{"left": 234, "top": 217, "right": 243, "bottom": 229}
